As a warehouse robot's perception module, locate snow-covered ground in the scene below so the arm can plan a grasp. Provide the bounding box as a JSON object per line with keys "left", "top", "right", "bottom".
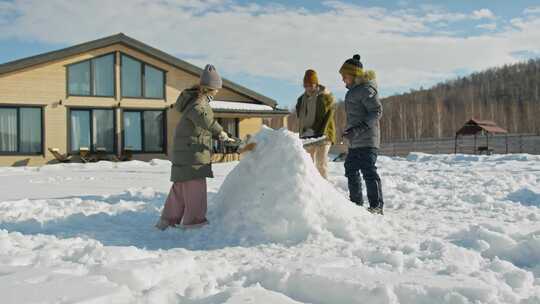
{"left": 1, "top": 128, "right": 540, "bottom": 303}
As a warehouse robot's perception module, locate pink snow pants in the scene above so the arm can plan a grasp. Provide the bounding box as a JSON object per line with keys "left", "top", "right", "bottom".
{"left": 161, "top": 179, "right": 207, "bottom": 226}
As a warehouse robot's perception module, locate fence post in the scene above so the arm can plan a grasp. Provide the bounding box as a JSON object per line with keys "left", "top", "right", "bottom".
{"left": 520, "top": 135, "right": 523, "bottom": 153}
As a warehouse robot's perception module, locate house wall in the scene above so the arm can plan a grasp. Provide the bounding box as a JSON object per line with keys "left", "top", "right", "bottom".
{"left": 238, "top": 117, "right": 263, "bottom": 140}
{"left": 0, "top": 43, "right": 267, "bottom": 166}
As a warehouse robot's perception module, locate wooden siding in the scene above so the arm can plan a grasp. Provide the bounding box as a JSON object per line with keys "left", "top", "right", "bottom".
{"left": 238, "top": 118, "right": 263, "bottom": 140}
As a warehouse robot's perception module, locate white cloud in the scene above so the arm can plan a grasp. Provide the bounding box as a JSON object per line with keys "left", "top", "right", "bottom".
{"left": 397, "top": 0, "right": 409, "bottom": 8}
{"left": 524, "top": 6, "right": 540, "bottom": 15}
{"left": 0, "top": 1, "right": 16, "bottom": 25}
{"left": 472, "top": 8, "right": 496, "bottom": 20}
{"left": 0, "top": 1, "right": 538, "bottom": 100}
{"left": 423, "top": 11, "right": 468, "bottom": 23}
{"left": 477, "top": 23, "right": 497, "bottom": 30}
{"left": 418, "top": 7, "right": 496, "bottom": 24}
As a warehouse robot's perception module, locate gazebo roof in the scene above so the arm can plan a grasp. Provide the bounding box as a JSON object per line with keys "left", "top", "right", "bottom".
{"left": 456, "top": 118, "right": 508, "bottom": 136}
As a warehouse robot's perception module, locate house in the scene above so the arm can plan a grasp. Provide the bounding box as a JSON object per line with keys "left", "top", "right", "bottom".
{"left": 0, "top": 33, "right": 289, "bottom": 166}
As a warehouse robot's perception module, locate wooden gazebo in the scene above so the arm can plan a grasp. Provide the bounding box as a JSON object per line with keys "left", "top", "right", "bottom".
{"left": 455, "top": 119, "right": 508, "bottom": 154}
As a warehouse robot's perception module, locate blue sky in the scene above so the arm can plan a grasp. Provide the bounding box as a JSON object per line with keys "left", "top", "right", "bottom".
{"left": 1, "top": 0, "right": 540, "bottom": 108}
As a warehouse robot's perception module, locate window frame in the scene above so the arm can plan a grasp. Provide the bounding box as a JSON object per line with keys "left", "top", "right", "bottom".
{"left": 120, "top": 53, "right": 167, "bottom": 100}
{"left": 213, "top": 118, "right": 239, "bottom": 153}
{"left": 121, "top": 109, "right": 167, "bottom": 154}
{"left": 217, "top": 118, "right": 240, "bottom": 138}
{"left": 67, "top": 107, "right": 117, "bottom": 154}
{"left": 66, "top": 52, "right": 117, "bottom": 98}
{"left": 0, "top": 105, "right": 44, "bottom": 156}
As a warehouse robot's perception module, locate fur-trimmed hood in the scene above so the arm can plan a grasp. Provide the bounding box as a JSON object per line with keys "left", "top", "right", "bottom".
{"left": 318, "top": 84, "right": 331, "bottom": 96}
{"left": 175, "top": 87, "right": 201, "bottom": 112}
{"left": 355, "top": 69, "right": 377, "bottom": 85}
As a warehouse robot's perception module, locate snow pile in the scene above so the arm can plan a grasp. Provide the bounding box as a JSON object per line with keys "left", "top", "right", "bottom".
{"left": 507, "top": 188, "right": 540, "bottom": 207}
{"left": 407, "top": 152, "right": 540, "bottom": 163}
{"left": 451, "top": 225, "right": 540, "bottom": 276}
{"left": 210, "top": 127, "right": 385, "bottom": 245}
{"left": 0, "top": 188, "right": 158, "bottom": 224}
{"left": 0, "top": 197, "right": 146, "bottom": 223}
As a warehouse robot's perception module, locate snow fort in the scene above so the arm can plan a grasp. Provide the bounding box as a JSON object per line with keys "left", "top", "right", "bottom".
{"left": 207, "top": 126, "right": 386, "bottom": 245}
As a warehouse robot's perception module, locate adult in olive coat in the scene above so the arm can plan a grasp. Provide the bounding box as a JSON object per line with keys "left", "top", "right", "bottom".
{"left": 296, "top": 69, "right": 336, "bottom": 179}
{"left": 295, "top": 71, "right": 336, "bottom": 144}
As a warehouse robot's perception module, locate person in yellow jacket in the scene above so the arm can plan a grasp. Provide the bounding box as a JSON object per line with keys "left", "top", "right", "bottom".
{"left": 296, "top": 69, "right": 336, "bottom": 179}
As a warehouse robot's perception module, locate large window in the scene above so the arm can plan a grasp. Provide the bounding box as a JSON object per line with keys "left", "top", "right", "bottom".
{"left": 67, "top": 53, "right": 115, "bottom": 97}
{"left": 123, "top": 110, "right": 165, "bottom": 153}
{"left": 121, "top": 56, "right": 142, "bottom": 97}
{"left": 121, "top": 54, "right": 165, "bottom": 99}
{"left": 0, "top": 107, "right": 43, "bottom": 154}
{"left": 69, "top": 109, "right": 115, "bottom": 153}
{"left": 219, "top": 118, "right": 239, "bottom": 138}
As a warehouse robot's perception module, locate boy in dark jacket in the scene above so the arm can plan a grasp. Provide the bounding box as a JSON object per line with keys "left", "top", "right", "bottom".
{"left": 340, "top": 55, "right": 384, "bottom": 215}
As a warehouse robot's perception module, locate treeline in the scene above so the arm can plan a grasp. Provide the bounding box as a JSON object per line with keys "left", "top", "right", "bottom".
{"left": 380, "top": 58, "right": 540, "bottom": 141}
{"left": 278, "top": 58, "right": 540, "bottom": 143}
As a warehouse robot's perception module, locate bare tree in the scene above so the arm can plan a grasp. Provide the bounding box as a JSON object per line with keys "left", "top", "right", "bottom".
{"left": 378, "top": 58, "right": 540, "bottom": 141}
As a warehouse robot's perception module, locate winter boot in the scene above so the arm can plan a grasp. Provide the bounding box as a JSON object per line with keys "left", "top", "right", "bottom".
{"left": 181, "top": 218, "right": 209, "bottom": 230}
{"left": 154, "top": 218, "right": 171, "bottom": 231}
{"left": 367, "top": 207, "right": 384, "bottom": 215}
{"left": 350, "top": 197, "right": 364, "bottom": 207}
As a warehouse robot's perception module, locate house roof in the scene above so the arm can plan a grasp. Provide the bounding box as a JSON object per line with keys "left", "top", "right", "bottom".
{"left": 456, "top": 118, "right": 508, "bottom": 136}
{"left": 211, "top": 100, "right": 289, "bottom": 116}
{"left": 210, "top": 100, "right": 274, "bottom": 112}
{"left": 0, "top": 33, "right": 277, "bottom": 108}
{"left": 212, "top": 108, "right": 290, "bottom": 117}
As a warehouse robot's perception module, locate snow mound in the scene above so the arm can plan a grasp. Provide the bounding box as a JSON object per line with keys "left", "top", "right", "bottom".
{"left": 209, "top": 127, "right": 386, "bottom": 245}
{"left": 406, "top": 152, "right": 540, "bottom": 163}
{"left": 450, "top": 225, "right": 540, "bottom": 275}
{"left": 0, "top": 196, "right": 146, "bottom": 224}
{"left": 507, "top": 188, "right": 540, "bottom": 207}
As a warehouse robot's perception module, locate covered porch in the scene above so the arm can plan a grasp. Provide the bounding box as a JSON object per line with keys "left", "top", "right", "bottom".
{"left": 210, "top": 100, "right": 289, "bottom": 162}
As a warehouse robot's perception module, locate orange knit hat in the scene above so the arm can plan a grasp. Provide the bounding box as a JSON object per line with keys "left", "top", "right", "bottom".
{"left": 303, "top": 69, "right": 319, "bottom": 86}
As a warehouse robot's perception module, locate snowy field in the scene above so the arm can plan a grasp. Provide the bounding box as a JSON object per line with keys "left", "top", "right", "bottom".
{"left": 1, "top": 128, "right": 540, "bottom": 303}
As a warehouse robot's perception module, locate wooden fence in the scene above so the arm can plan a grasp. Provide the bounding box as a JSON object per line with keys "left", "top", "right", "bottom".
{"left": 377, "top": 134, "right": 540, "bottom": 157}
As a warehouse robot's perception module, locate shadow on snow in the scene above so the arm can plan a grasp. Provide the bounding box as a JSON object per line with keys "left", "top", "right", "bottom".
{"left": 0, "top": 191, "right": 243, "bottom": 251}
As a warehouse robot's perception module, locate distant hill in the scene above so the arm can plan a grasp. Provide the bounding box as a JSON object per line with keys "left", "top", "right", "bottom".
{"left": 380, "top": 58, "right": 540, "bottom": 141}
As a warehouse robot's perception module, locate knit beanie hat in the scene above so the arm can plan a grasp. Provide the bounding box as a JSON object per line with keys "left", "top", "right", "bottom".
{"left": 200, "top": 64, "right": 222, "bottom": 89}
{"left": 303, "top": 69, "right": 319, "bottom": 86}
{"left": 339, "top": 54, "right": 363, "bottom": 77}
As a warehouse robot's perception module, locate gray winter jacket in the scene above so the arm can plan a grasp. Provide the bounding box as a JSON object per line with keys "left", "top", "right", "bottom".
{"left": 344, "top": 80, "right": 382, "bottom": 149}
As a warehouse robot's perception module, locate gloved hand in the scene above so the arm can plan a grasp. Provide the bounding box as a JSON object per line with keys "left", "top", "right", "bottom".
{"left": 219, "top": 131, "right": 235, "bottom": 142}
{"left": 343, "top": 123, "right": 369, "bottom": 140}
